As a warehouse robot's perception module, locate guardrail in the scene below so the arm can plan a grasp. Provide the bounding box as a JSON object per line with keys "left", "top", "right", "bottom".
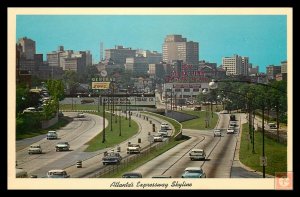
{"left": 91, "top": 139, "right": 169, "bottom": 178}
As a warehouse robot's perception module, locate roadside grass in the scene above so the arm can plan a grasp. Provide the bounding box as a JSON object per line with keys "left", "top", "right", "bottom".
{"left": 180, "top": 110, "right": 218, "bottom": 130}
{"left": 84, "top": 112, "right": 139, "bottom": 152}
{"left": 240, "top": 123, "right": 287, "bottom": 176}
{"left": 141, "top": 112, "right": 181, "bottom": 136}
{"left": 101, "top": 137, "right": 188, "bottom": 178}
{"left": 16, "top": 117, "right": 71, "bottom": 140}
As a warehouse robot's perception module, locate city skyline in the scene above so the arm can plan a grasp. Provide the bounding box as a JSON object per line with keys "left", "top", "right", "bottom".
{"left": 16, "top": 15, "right": 287, "bottom": 72}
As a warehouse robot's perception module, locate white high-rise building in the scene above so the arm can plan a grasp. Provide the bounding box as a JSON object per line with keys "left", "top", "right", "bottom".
{"left": 162, "top": 35, "right": 199, "bottom": 66}
{"left": 222, "top": 54, "right": 249, "bottom": 76}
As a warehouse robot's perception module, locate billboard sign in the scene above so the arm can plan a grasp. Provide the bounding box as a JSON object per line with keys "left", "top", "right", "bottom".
{"left": 92, "top": 82, "right": 110, "bottom": 89}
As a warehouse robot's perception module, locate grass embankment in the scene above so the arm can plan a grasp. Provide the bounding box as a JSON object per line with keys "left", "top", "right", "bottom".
{"left": 180, "top": 110, "right": 218, "bottom": 130}
{"left": 239, "top": 123, "right": 287, "bottom": 176}
{"left": 141, "top": 112, "right": 181, "bottom": 136}
{"left": 84, "top": 112, "right": 139, "bottom": 152}
{"left": 16, "top": 117, "right": 70, "bottom": 140}
{"left": 102, "top": 137, "right": 187, "bottom": 178}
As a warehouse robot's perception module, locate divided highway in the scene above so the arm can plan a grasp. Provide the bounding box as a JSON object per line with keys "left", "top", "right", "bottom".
{"left": 134, "top": 113, "right": 240, "bottom": 178}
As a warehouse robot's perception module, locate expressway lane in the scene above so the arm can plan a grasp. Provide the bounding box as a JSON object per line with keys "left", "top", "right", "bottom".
{"left": 16, "top": 112, "right": 106, "bottom": 177}
{"left": 133, "top": 113, "right": 241, "bottom": 178}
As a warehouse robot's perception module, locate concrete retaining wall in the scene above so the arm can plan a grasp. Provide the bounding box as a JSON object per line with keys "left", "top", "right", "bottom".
{"left": 41, "top": 114, "right": 58, "bottom": 129}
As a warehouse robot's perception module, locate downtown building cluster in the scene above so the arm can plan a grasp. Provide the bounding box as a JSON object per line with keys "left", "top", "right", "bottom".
{"left": 16, "top": 35, "right": 287, "bottom": 97}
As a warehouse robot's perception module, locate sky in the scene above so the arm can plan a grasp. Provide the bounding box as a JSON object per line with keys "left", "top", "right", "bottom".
{"left": 16, "top": 15, "right": 287, "bottom": 73}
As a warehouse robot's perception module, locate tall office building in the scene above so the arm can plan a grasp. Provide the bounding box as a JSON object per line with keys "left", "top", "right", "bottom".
{"left": 162, "top": 35, "right": 199, "bottom": 66}
{"left": 281, "top": 60, "right": 287, "bottom": 74}
{"left": 266, "top": 65, "right": 281, "bottom": 80}
{"left": 105, "top": 45, "right": 136, "bottom": 65}
{"left": 17, "top": 37, "right": 36, "bottom": 60}
{"left": 241, "top": 57, "right": 249, "bottom": 76}
{"left": 222, "top": 54, "right": 249, "bottom": 76}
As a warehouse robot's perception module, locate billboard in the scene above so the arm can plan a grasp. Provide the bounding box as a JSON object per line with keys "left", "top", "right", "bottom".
{"left": 92, "top": 82, "right": 110, "bottom": 89}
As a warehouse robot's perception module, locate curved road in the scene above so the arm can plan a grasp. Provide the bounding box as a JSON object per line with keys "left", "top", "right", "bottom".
{"left": 16, "top": 112, "right": 106, "bottom": 177}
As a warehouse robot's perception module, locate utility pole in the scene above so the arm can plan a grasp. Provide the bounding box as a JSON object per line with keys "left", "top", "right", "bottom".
{"left": 102, "top": 100, "right": 106, "bottom": 143}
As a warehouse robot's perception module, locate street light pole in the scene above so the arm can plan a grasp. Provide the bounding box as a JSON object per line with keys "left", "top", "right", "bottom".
{"left": 262, "top": 101, "right": 266, "bottom": 178}
{"left": 125, "top": 93, "right": 128, "bottom": 120}
{"left": 119, "top": 106, "right": 122, "bottom": 136}
{"left": 129, "top": 96, "right": 131, "bottom": 127}
{"left": 102, "top": 99, "right": 106, "bottom": 143}
{"left": 98, "top": 95, "right": 100, "bottom": 112}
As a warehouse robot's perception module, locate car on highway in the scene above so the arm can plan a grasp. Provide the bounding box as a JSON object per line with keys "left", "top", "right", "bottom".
{"left": 47, "top": 169, "right": 70, "bottom": 178}
{"left": 102, "top": 151, "right": 122, "bottom": 165}
{"left": 153, "top": 134, "right": 163, "bottom": 142}
{"left": 77, "top": 112, "right": 85, "bottom": 118}
{"left": 268, "top": 123, "right": 277, "bottom": 129}
{"left": 227, "top": 128, "right": 235, "bottom": 134}
{"left": 28, "top": 144, "right": 42, "bottom": 154}
{"left": 160, "top": 123, "right": 169, "bottom": 130}
{"left": 55, "top": 142, "right": 70, "bottom": 151}
{"left": 158, "top": 129, "right": 168, "bottom": 137}
{"left": 229, "top": 121, "right": 238, "bottom": 127}
{"left": 122, "top": 172, "right": 143, "bottom": 178}
{"left": 46, "top": 130, "right": 58, "bottom": 140}
{"left": 213, "top": 129, "right": 222, "bottom": 137}
{"left": 189, "top": 149, "right": 206, "bottom": 161}
{"left": 23, "top": 107, "right": 36, "bottom": 113}
{"left": 127, "top": 143, "right": 141, "bottom": 154}
{"left": 181, "top": 167, "right": 206, "bottom": 178}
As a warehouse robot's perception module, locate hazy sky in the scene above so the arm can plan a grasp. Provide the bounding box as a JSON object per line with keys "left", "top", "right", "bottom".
{"left": 16, "top": 15, "right": 287, "bottom": 72}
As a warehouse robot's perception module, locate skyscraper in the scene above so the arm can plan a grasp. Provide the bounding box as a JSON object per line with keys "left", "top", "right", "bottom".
{"left": 162, "top": 35, "right": 199, "bottom": 66}
{"left": 222, "top": 54, "right": 249, "bottom": 76}
{"left": 17, "top": 37, "right": 36, "bottom": 60}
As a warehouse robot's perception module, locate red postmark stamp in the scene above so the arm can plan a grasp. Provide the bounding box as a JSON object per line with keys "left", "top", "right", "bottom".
{"left": 275, "top": 172, "right": 293, "bottom": 190}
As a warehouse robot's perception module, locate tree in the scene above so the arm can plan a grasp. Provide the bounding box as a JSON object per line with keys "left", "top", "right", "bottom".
{"left": 46, "top": 80, "right": 65, "bottom": 114}
{"left": 62, "top": 70, "right": 80, "bottom": 95}
{"left": 16, "top": 84, "right": 29, "bottom": 114}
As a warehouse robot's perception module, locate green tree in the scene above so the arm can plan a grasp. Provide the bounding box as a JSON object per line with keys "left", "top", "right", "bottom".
{"left": 16, "top": 84, "right": 29, "bottom": 114}
{"left": 62, "top": 70, "right": 80, "bottom": 95}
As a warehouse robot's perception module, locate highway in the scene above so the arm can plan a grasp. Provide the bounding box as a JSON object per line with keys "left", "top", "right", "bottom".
{"left": 133, "top": 113, "right": 240, "bottom": 178}
{"left": 16, "top": 112, "right": 106, "bottom": 177}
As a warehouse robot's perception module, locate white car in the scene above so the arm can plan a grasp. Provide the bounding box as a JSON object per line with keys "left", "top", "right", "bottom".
{"left": 77, "top": 112, "right": 85, "bottom": 118}
{"left": 160, "top": 123, "right": 169, "bottom": 130}
{"left": 28, "top": 144, "right": 42, "bottom": 154}
{"left": 227, "top": 128, "right": 235, "bottom": 134}
{"left": 55, "top": 142, "right": 70, "bottom": 151}
{"left": 213, "top": 129, "right": 222, "bottom": 137}
{"left": 268, "top": 123, "right": 277, "bottom": 129}
{"left": 189, "top": 149, "right": 206, "bottom": 160}
{"left": 127, "top": 144, "right": 141, "bottom": 154}
{"left": 153, "top": 134, "right": 163, "bottom": 142}
{"left": 23, "top": 107, "right": 36, "bottom": 113}
{"left": 47, "top": 130, "right": 58, "bottom": 140}
{"left": 158, "top": 129, "right": 168, "bottom": 137}
{"left": 47, "top": 169, "right": 70, "bottom": 178}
